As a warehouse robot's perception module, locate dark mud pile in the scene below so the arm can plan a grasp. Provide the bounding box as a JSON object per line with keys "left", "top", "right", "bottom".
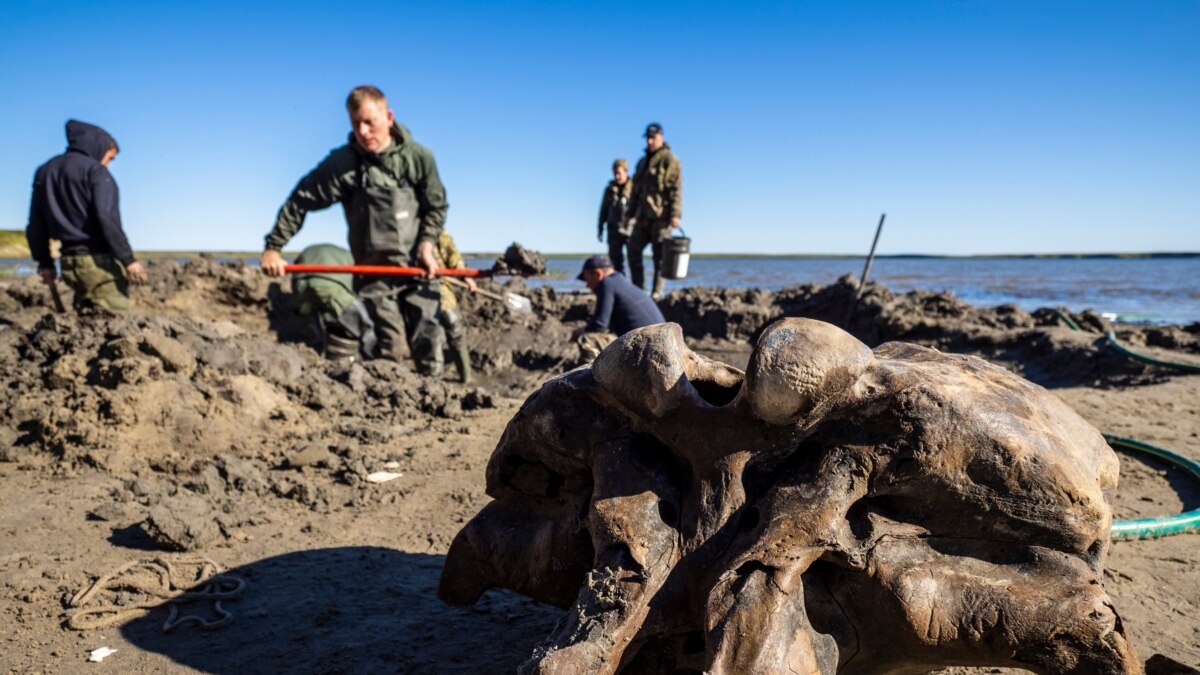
{"left": 1, "top": 259, "right": 1195, "bottom": 552}
{"left": 661, "top": 274, "right": 1200, "bottom": 387}
{"left": 0, "top": 260, "right": 510, "bottom": 551}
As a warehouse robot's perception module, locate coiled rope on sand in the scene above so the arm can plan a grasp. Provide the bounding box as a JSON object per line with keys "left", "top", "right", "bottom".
{"left": 68, "top": 556, "right": 245, "bottom": 632}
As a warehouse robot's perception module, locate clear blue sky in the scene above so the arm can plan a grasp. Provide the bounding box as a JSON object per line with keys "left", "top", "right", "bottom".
{"left": 1, "top": 1, "right": 1197, "bottom": 255}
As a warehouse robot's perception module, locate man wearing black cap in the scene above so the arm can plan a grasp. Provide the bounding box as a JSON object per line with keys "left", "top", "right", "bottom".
{"left": 627, "top": 122, "right": 683, "bottom": 300}
{"left": 571, "top": 254, "right": 666, "bottom": 363}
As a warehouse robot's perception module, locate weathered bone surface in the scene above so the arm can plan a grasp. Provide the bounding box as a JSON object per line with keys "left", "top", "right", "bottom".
{"left": 439, "top": 318, "right": 1141, "bottom": 674}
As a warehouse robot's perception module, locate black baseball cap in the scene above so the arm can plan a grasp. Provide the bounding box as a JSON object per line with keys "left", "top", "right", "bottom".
{"left": 644, "top": 122, "right": 663, "bottom": 137}
{"left": 576, "top": 254, "right": 613, "bottom": 280}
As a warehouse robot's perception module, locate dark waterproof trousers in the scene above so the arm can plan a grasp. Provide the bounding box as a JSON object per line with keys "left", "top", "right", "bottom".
{"left": 605, "top": 225, "right": 630, "bottom": 276}
{"left": 628, "top": 218, "right": 672, "bottom": 297}
{"left": 355, "top": 276, "right": 445, "bottom": 377}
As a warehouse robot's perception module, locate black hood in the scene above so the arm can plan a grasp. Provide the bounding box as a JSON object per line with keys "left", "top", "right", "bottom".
{"left": 66, "top": 119, "right": 117, "bottom": 161}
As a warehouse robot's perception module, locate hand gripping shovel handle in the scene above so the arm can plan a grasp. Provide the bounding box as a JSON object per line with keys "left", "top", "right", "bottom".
{"left": 282, "top": 264, "right": 490, "bottom": 278}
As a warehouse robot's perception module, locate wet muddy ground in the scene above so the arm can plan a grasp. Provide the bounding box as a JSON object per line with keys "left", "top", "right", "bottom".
{"left": 1, "top": 258, "right": 1197, "bottom": 673}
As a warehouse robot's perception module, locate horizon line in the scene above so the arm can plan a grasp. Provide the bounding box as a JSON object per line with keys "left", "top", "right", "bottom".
{"left": 129, "top": 250, "right": 1200, "bottom": 260}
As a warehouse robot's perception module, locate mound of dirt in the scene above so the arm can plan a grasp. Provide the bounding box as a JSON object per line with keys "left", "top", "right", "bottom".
{"left": 0, "top": 268, "right": 508, "bottom": 554}
{"left": 1, "top": 258, "right": 1198, "bottom": 671}
{"left": 661, "top": 274, "right": 1200, "bottom": 387}
{"left": 1, "top": 260, "right": 1195, "bottom": 544}
{"left": 5, "top": 261, "right": 1195, "bottom": 476}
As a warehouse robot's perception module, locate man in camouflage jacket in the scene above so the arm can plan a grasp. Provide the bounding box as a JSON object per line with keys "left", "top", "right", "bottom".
{"left": 627, "top": 122, "right": 682, "bottom": 299}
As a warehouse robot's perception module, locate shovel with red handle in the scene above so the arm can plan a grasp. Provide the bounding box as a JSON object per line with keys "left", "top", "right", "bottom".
{"left": 282, "top": 264, "right": 534, "bottom": 313}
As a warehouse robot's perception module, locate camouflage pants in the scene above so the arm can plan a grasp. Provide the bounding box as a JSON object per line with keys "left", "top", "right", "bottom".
{"left": 628, "top": 219, "right": 672, "bottom": 297}
{"left": 576, "top": 331, "right": 618, "bottom": 365}
{"left": 60, "top": 253, "right": 130, "bottom": 312}
{"left": 355, "top": 277, "right": 446, "bottom": 377}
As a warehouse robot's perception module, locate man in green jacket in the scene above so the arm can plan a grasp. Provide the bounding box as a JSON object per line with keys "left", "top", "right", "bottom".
{"left": 260, "top": 85, "right": 448, "bottom": 376}
{"left": 627, "top": 122, "right": 683, "bottom": 300}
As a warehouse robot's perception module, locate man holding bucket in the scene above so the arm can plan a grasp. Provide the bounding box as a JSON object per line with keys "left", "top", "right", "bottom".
{"left": 627, "top": 122, "right": 683, "bottom": 300}
{"left": 259, "top": 85, "right": 448, "bottom": 376}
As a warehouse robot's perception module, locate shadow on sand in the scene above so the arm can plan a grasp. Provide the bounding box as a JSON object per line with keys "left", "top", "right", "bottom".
{"left": 120, "top": 547, "right": 558, "bottom": 674}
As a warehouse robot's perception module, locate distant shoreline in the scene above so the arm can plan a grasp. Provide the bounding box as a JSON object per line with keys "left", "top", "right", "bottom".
{"left": 0, "top": 230, "right": 1196, "bottom": 261}
{"left": 1, "top": 250, "right": 1197, "bottom": 262}
{"left": 112, "top": 250, "right": 1200, "bottom": 261}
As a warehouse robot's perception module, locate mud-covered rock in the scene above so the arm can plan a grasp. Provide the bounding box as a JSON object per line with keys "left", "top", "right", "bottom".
{"left": 490, "top": 243, "right": 546, "bottom": 276}
{"left": 143, "top": 494, "right": 223, "bottom": 551}
{"left": 288, "top": 441, "right": 333, "bottom": 469}
{"left": 141, "top": 333, "right": 196, "bottom": 376}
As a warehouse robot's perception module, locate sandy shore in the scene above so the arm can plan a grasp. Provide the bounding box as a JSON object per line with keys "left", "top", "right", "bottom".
{"left": 1, "top": 258, "right": 1197, "bottom": 673}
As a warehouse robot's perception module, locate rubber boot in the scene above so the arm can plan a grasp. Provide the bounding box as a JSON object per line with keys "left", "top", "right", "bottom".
{"left": 325, "top": 331, "right": 361, "bottom": 362}
{"left": 452, "top": 345, "right": 473, "bottom": 385}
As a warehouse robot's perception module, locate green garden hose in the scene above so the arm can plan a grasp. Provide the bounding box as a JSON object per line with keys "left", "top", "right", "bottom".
{"left": 1050, "top": 308, "right": 1082, "bottom": 332}
{"left": 1105, "top": 331, "right": 1200, "bottom": 374}
{"left": 1107, "top": 434, "right": 1200, "bottom": 540}
{"left": 1051, "top": 308, "right": 1200, "bottom": 374}
{"left": 1048, "top": 309, "right": 1200, "bottom": 539}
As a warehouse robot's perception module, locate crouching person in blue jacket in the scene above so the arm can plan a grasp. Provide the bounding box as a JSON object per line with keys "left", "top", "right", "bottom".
{"left": 571, "top": 254, "right": 665, "bottom": 364}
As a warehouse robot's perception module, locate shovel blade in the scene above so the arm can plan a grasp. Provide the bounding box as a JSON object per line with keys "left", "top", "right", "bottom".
{"left": 504, "top": 292, "right": 533, "bottom": 313}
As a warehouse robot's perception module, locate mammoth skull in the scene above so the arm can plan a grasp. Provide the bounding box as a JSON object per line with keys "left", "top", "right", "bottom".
{"left": 439, "top": 319, "right": 1139, "bottom": 674}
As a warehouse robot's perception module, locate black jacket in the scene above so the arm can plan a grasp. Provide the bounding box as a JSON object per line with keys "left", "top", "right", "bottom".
{"left": 26, "top": 120, "right": 135, "bottom": 269}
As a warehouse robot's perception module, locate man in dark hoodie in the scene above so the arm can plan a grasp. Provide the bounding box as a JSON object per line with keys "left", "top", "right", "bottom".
{"left": 26, "top": 120, "right": 148, "bottom": 312}
{"left": 260, "top": 85, "right": 449, "bottom": 376}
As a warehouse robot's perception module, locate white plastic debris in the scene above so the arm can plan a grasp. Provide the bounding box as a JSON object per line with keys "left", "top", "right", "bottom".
{"left": 383, "top": 461, "right": 401, "bottom": 469}
{"left": 366, "top": 471, "right": 403, "bottom": 483}
{"left": 88, "top": 647, "right": 118, "bottom": 662}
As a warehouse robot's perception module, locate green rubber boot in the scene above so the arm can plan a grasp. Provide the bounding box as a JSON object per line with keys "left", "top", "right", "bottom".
{"left": 452, "top": 345, "right": 473, "bottom": 384}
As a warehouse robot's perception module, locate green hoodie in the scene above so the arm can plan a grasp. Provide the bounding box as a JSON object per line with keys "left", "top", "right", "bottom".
{"left": 265, "top": 122, "right": 447, "bottom": 261}
{"left": 291, "top": 243, "right": 356, "bottom": 319}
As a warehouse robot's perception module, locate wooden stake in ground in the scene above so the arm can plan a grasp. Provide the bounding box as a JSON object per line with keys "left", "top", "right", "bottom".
{"left": 48, "top": 280, "right": 66, "bottom": 313}
{"left": 843, "top": 212, "right": 886, "bottom": 329}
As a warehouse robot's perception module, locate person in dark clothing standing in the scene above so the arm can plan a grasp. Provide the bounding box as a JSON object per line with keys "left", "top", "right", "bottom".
{"left": 26, "top": 120, "right": 148, "bottom": 312}
{"left": 597, "top": 158, "right": 633, "bottom": 274}
{"left": 627, "top": 122, "right": 683, "bottom": 300}
{"left": 260, "top": 85, "right": 448, "bottom": 377}
{"left": 571, "top": 254, "right": 666, "bottom": 363}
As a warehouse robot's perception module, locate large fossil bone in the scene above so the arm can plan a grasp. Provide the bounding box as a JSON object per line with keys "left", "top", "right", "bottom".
{"left": 439, "top": 318, "right": 1140, "bottom": 674}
